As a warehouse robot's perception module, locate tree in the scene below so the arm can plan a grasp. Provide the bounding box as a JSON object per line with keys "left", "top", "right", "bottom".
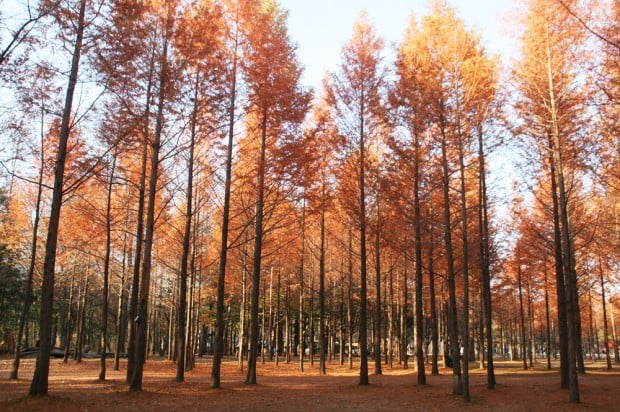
{"left": 512, "top": 0, "right": 589, "bottom": 402}
{"left": 29, "top": 0, "right": 88, "bottom": 396}
{"left": 241, "top": 0, "right": 310, "bottom": 385}
{"left": 328, "top": 11, "right": 385, "bottom": 386}
{"left": 130, "top": 0, "right": 179, "bottom": 392}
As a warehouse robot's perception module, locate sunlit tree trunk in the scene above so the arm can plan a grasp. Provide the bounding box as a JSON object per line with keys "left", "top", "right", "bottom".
{"left": 130, "top": 28, "right": 169, "bottom": 391}
{"left": 126, "top": 46, "right": 155, "bottom": 384}
{"left": 373, "top": 205, "right": 382, "bottom": 376}
{"left": 177, "top": 72, "right": 199, "bottom": 382}
{"left": 319, "top": 202, "right": 327, "bottom": 375}
{"left": 598, "top": 258, "right": 612, "bottom": 370}
{"left": 476, "top": 126, "right": 495, "bottom": 387}
{"left": 29, "top": 0, "right": 87, "bottom": 396}
{"left": 412, "top": 128, "right": 425, "bottom": 385}
{"left": 246, "top": 107, "right": 268, "bottom": 385}
{"left": 99, "top": 153, "right": 117, "bottom": 381}
{"left": 439, "top": 124, "right": 462, "bottom": 395}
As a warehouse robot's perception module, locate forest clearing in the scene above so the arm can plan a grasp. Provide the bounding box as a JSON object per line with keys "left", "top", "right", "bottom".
{"left": 1, "top": 356, "right": 619, "bottom": 411}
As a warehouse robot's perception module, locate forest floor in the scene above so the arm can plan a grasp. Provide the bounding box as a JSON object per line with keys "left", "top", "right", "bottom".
{"left": 0, "top": 355, "right": 619, "bottom": 411}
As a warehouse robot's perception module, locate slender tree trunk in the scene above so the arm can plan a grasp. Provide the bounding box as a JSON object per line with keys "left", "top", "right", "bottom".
{"left": 388, "top": 264, "right": 394, "bottom": 369}
{"left": 275, "top": 264, "right": 281, "bottom": 366}
{"left": 455, "top": 113, "right": 470, "bottom": 402}
{"left": 401, "top": 247, "right": 409, "bottom": 369}
{"left": 177, "top": 73, "right": 198, "bottom": 382}
{"left": 100, "top": 153, "right": 117, "bottom": 381}
{"left": 548, "top": 140, "right": 569, "bottom": 387}
{"left": 544, "top": 262, "right": 552, "bottom": 370}
{"left": 114, "top": 223, "right": 129, "bottom": 371}
{"left": 428, "top": 218, "right": 439, "bottom": 375}
{"left": 319, "top": 204, "right": 327, "bottom": 375}
{"left": 347, "top": 228, "right": 354, "bottom": 370}
{"left": 238, "top": 238, "right": 247, "bottom": 371}
{"left": 610, "top": 302, "right": 620, "bottom": 364}
{"left": 439, "top": 124, "right": 462, "bottom": 395}
{"left": 245, "top": 106, "right": 268, "bottom": 385}
{"left": 130, "top": 32, "right": 169, "bottom": 392}
{"left": 62, "top": 274, "right": 75, "bottom": 364}
{"left": 476, "top": 126, "right": 495, "bottom": 388}
{"left": 412, "top": 130, "right": 425, "bottom": 385}
{"left": 373, "top": 205, "right": 382, "bottom": 376}
{"left": 298, "top": 202, "right": 305, "bottom": 372}
{"left": 546, "top": 29, "right": 579, "bottom": 402}
{"left": 599, "top": 258, "right": 612, "bottom": 370}
{"left": 29, "top": 0, "right": 86, "bottom": 396}
{"left": 358, "top": 89, "right": 369, "bottom": 386}
{"left": 267, "top": 267, "right": 274, "bottom": 362}
{"left": 11, "top": 105, "right": 45, "bottom": 378}
{"left": 126, "top": 45, "right": 155, "bottom": 384}
{"left": 518, "top": 264, "right": 528, "bottom": 370}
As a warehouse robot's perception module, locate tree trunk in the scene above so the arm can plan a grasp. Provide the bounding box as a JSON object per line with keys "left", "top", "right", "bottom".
{"left": 373, "top": 207, "right": 382, "bottom": 376}
{"left": 347, "top": 228, "right": 354, "bottom": 370}
{"left": 401, "top": 248, "right": 409, "bottom": 369}
{"left": 456, "top": 113, "right": 470, "bottom": 402}
{"left": 211, "top": 33, "right": 236, "bottom": 380}
{"left": 245, "top": 106, "right": 268, "bottom": 385}
{"left": 100, "top": 153, "right": 117, "bottom": 381}
{"left": 62, "top": 274, "right": 75, "bottom": 364}
{"left": 129, "top": 32, "right": 168, "bottom": 392}
{"left": 238, "top": 238, "right": 247, "bottom": 371}
{"left": 358, "top": 88, "right": 369, "bottom": 386}
{"left": 319, "top": 203, "right": 327, "bottom": 374}
{"left": 599, "top": 258, "right": 612, "bottom": 370}
{"left": 546, "top": 31, "right": 579, "bottom": 402}
{"left": 29, "top": 0, "right": 86, "bottom": 397}
{"left": 298, "top": 202, "right": 305, "bottom": 372}
{"left": 11, "top": 112, "right": 45, "bottom": 377}
{"left": 518, "top": 265, "right": 528, "bottom": 370}
{"left": 176, "top": 72, "right": 198, "bottom": 382}
{"left": 413, "top": 129, "right": 425, "bottom": 385}
{"left": 477, "top": 126, "right": 495, "bottom": 388}
{"left": 439, "top": 125, "right": 462, "bottom": 395}
{"left": 126, "top": 45, "right": 155, "bottom": 384}
{"left": 114, "top": 223, "right": 130, "bottom": 371}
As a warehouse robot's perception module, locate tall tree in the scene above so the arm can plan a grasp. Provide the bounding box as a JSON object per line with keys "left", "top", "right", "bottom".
{"left": 512, "top": 0, "right": 588, "bottom": 402}
{"left": 130, "top": 0, "right": 178, "bottom": 392}
{"left": 29, "top": 0, "right": 88, "bottom": 396}
{"left": 241, "top": 0, "right": 310, "bottom": 385}
{"left": 210, "top": 0, "right": 240, "bottom": 389}
{"left": 328, "top": 11, "right": 385, "bottom": 386}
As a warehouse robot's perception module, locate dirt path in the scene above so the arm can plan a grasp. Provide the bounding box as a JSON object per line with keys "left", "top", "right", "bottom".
{"left": 1, "top": 357, "right": 618, "bottom": 411}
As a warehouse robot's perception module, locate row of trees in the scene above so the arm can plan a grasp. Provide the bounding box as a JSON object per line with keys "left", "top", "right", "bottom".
{"left": 0, "top": 0, "right": 618, "bottom": 404}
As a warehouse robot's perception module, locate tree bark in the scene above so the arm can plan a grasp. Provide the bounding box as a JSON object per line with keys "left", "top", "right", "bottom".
{"left": 245, "top": 106, "right": 268, "bottom": 385}
{"left": 100, "top": 153, "right": 117, "bottom": 380}
{"left": 476, "top": 126, "right": 495, "bottom": 388}
{"left": 29, "top": 0, "right": 86, "bottom": 396}
{"left": 11, "top": 103, "right": 45, "bottom": 379}
{"left": 177, "top": 72, "right": 198, "bottom": 382}
{"left": 129, "top": 30, "right": 168, "bottom": 392}
{"left": 212, "top": 24, "right": 238, "bottom": 386}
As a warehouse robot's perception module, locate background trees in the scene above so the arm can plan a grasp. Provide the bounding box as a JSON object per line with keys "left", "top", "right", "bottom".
{"left": 0, "top": 0, "right": 617, "bottom": 406}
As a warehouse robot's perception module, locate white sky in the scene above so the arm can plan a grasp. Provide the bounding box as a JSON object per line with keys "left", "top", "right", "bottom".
{"left": 279, "top": 0, "right": 516, "bottom": 89}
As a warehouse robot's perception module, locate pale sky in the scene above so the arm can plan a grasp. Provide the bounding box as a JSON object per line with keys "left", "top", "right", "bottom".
{"left": 279, "top": 0, "right": 516, "bottom": 89}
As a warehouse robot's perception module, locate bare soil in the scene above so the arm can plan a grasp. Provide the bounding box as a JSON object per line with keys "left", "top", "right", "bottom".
{"left": 1, "top": 356, "right": 618, "bottom": 411}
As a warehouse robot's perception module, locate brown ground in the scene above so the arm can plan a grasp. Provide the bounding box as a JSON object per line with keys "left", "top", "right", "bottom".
{"left": 1, "top": 356, "right": 618, "bottom": 411}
